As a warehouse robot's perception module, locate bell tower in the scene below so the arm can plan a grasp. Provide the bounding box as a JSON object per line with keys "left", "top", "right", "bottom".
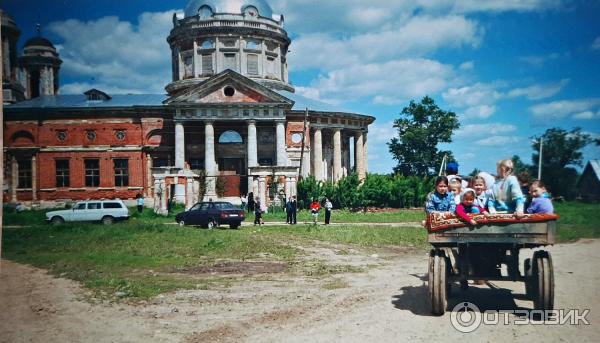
{"left": 18, "top": 25, "right": 62, "bottom": 99}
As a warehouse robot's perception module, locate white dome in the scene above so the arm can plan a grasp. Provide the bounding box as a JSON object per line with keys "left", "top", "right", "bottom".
{"left": 184, "top": 0, "right": 274, "bottom": 18}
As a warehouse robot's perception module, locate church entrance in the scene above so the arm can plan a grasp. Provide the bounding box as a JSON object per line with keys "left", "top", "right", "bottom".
{"left": 218, "top": 158, "right": 247, "bottom": 196}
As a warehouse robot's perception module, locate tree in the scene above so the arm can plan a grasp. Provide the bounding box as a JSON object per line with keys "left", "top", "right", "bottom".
{"left": 532, "top": 127, "right": 594, "bottom": 199}
{"left": 511, "top": 155, "right": 532, "bottom": 175}
{"left": 388, "top": 96, "right": 459, "bottom": 176}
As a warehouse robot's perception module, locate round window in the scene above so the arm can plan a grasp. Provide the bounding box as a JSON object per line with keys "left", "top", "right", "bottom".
{"left": 115, "top": 130, "right": 126, "bottom": 141}
{"left": 224, "top": 86, "right": 235, "bottom": 97}
{"left": 291, "top": 133, "right": 303, "bottom": 144}
{"left": 86, "top": 131, "right": 96, "bottom": 141}
{"left": 57, "top": 131, "right": 67, "bottom": 142}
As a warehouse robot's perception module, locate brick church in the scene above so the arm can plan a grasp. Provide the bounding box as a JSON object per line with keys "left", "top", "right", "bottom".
{"left": 2, "top": 1, "right": 374, "bottom": 212}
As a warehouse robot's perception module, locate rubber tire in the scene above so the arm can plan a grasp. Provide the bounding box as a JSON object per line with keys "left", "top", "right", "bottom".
{"left": 524, "top": 258, "right": 532, "bottom": 297}
{"left": 51, "top": 216, "right": 64, "bottom": 225}
{"left": 429, "top": 249, "right": 447, "bottom": 316}
{"left": 207, "top": 219, "right": 217, "bottom": 230}
{"left": 101, "top": 216, "right": 114, "bottom": 225}
{"left": 178, "top": 220, "right": 185, "bottom": 227}
{"left": 532, "top": 251, "right": 554, "bottom": 311}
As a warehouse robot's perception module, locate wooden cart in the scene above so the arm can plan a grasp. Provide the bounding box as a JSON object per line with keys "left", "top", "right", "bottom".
{"left": 427, "top": 218, "right": 557, "bottom": 315}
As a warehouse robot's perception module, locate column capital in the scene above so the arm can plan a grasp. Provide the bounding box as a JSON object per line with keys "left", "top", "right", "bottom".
{"left": 247, "top": 120, "right": 257, "bottom": 125}
{"left": 275, "top": 119, "right": 286, "bottom": 124}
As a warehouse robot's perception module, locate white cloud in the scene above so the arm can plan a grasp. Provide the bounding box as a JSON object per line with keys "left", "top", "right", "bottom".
{"left": 288, "top": 15, "right": 481, "bottom": 71}
{"left": 442, "top": 83, "right": 502, "bottom": 119}
{"left": 307, "top": 59, "right": 455, "bottom": 104}
{"left": 455, "top": 123, "right": 517, "bottom": 137}
{"left": 517, "top": 53, "right": 561, "bottom": 68}
{"left": 476, "top": 136, "right": 521, "bottom": 146}
{"left": 592, "top": 37, "right": 600, "bottom": 50}
{"left": 459, "top": 61, "right": 474, "bottom": 70}
{"left": 529, "top": 98, "right": 600, "bottom": 119}
{"left": 507, "top": 79, "right": 569, "bottom": 100}
{"left": 48, "top": 11, "right": 178, "bottom": 94}
{"left": 573, "top": 110, "right": 600, "bottom": 120}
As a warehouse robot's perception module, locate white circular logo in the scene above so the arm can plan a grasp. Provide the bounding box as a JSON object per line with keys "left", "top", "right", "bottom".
{"left": 450, "top": 302, "right": 482, "bottom": 333}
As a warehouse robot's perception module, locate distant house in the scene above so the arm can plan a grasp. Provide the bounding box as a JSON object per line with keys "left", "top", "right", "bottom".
{"left": 577, "top": 160, "right": 600, "bottom": 202}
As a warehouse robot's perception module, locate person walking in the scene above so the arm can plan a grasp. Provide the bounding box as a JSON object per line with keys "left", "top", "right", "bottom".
{"left": 247, "top": 192, "right": 255, "bottom": 213}
{"left": 290, "top": 196, "right": 297, "bottom": 224}
{"left": 136, "top": 193, "right": 144, "bottom": 214}
{"left": 253, "top": 197, "right": 263, "bottom": 226}
{"left": 324, "top": 198, "right": 333, "bottom": 225}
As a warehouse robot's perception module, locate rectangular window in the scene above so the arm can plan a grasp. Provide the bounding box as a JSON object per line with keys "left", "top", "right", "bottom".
{"left": 266, "top": 56, "right": 276, "bottom": 76}
{"left": 247, "top": 54, "right": 258, "bottom": 75}
{"left": 224, "top": 53, "right": 237, "bottom": 71}
{"left": 189, "top": 158, "right": 204, "bottom": 170}
{"left": 201, "top": 54, "right": 213, "bottom": 75}
{"left": 103, "top": 202, "right": 124, "bottom": 209}
{"left": 153, "top": 158, "right": 169, "bottom": 167}
{"left": 84, "top": 159, "right": 100, "bottom": 187}
{"left": 183, "top": 52, "right": 194, "bottom": 78}
{"left": 17, "top": 159, "right": 32, "bottom": 188}
{"left": 55, "top": 159, "right": 70, "bottom": 187}
{"left": 114, "top": 159, "right": 129, "bottom": 187}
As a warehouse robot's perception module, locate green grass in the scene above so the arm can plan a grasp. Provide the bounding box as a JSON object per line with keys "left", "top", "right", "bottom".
{"left": 554, "top": 202, "right": 600, "bottom": 242}
{"left": 250, "top": 208, "right": 424, "bottom": 223}
{"left": 2, "top": 221, "right": 298, "bottom": 299}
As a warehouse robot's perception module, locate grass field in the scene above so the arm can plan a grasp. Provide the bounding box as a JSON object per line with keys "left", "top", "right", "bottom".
{"left": 1, "top": 201, "right": 598, "bottom": 299}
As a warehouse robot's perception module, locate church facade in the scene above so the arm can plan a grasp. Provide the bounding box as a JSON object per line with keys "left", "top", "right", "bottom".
{"left": 2, "top": 1, "right": 374, "bottom": 211}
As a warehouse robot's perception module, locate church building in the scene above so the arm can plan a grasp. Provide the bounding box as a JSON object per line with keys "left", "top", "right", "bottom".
{"left": 2, "top": 1, "right": 374, "bottom": 212}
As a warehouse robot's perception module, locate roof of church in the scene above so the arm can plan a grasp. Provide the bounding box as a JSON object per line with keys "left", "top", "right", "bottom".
{"left": 24, "top": 36, "right": 55, "bottom": 48}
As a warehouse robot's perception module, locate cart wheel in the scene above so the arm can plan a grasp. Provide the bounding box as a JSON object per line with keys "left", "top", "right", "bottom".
{"left": 429, "top": 249, "right": 448, "bottom": 315}
{"left": 532, "top": 251, "right": 554, "bottom": 311}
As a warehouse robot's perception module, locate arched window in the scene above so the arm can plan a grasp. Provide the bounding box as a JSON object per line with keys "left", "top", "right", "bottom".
{"left": 198, "top": 5, "right": 214, "bottom": 19}
{"left": 218, "top": 130, "right": 243, "bottom": 144}
{"left": 200, "top": 39, "right": 214, "bottom": 49}
{"left": 246, "top": 40, "right": 260, "bottom": 50}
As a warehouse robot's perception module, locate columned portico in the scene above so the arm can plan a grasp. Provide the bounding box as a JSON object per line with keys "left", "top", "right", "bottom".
{"left": 204, "top": 121, "right": 217, "bottom": 198}
{"left": 332, "top": 128, "right": 342, "bottom": 182}
{"left": 313, "top": 128, "right": 323, "bottom": 181}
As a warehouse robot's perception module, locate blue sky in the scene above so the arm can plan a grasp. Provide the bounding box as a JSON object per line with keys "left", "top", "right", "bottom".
{"left": 3, "top": 0, "right": 599, "bottom": 175}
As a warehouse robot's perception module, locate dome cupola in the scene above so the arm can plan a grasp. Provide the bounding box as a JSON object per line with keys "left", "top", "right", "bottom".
{"left": 166, "top": 0, "right": 292, "bottom": 95}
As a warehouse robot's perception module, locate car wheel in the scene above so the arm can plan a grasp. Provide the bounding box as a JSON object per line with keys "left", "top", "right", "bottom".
{"left": 178, "top": 220, "right": 185, "bottom": 227}
{"left": 102, "top": 216, "right": 115, "bottom": 225}
{"left": 51, "top": 216, "right": 64, "bottom": 225}
{"left": 207, "top": 219, "right": 217, "bottom": 229}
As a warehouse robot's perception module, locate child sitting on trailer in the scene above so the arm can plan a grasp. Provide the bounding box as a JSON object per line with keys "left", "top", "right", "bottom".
{"left": 456, "top": 189, "right": 489, "bottom": 225}
{"left": 425, "top": 176, "right": 456, "bottom": 214}
{"left": 527, "top": 180, "right": 554, "bottom": 214}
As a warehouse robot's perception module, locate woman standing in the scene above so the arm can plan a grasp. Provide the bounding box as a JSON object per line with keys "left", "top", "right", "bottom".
{"left": 324, "top": 198, "right": 333, "bottom": 225}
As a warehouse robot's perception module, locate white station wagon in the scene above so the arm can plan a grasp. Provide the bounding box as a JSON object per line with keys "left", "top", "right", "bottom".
{"left": 46, "top": 200, "right": 130, "bottom": 225}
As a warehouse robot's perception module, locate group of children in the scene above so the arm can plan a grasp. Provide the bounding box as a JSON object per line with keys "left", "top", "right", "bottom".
{"left": 425, "top": 159, "right": 554, "bottom": 225}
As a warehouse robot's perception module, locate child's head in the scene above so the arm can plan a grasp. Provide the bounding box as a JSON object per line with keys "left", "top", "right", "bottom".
{"left": 435, "top": 176, "right": 449, "bottom": 194}
{"left": 461, "top": 190, "right": 476, "bottom": 206}
{"left": 471, "top": 176, "right": 487, "bottom": 195}
{"left": 449, "top": 179, "right": 462, "bottom": 195}
{"left": 496, "top": 159, "right": 514, "bottom": 179}
{"left": 530, "top": 180, "right": 547, "bottom": 198}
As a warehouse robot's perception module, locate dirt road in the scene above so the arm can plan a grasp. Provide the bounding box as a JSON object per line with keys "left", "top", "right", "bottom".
{"left": 1, "top": 240, "right": 599, "bottom": 342}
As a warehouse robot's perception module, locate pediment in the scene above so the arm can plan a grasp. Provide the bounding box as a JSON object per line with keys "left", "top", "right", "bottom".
{"left": 164, "top": 70, "right": 293, "bottom": 106}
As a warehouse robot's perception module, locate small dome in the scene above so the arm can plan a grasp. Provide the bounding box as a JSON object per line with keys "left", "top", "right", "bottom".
{"left": 24, "top": 36, "right": 56, "bottom": 49}
{"left": 184, "top": 0, "right": 274, "bottom": 19}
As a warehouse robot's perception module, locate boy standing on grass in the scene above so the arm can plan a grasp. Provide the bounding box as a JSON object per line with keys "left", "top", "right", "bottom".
{"left": 290, "top": 196, "right": 297, "bottom": 224}
{"left": 324, "top": 198, "right": 333, "bottom": 225}
{"left": 136, "top": 193, "right": 144, "bottom": 213}
{"left": 310, "top": 198, "right": 321, "bottom": 225}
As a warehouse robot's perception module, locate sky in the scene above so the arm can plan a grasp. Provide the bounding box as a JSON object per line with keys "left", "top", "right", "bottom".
{"left": 2, "top": 0, "right": 599, "bottom": 175}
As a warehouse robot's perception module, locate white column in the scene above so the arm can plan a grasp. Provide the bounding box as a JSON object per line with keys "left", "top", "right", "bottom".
{"left": 333, "top": 128, "right": 342, "bottom": 183}
{"left": 258, "top": 176, "right": 266, "bottom": 212}
{"left": 175, "top": 121, "right": 185, "bottom": 168}
{"left": 186, "top": 177, "right": 194, "bottom": 210}
{"left": 284, "top": 177, "right": 291, "bottom": 199}
{"left": 31, "top": 155, "right": 37, "bottom": 201}
{"left": 290, "top": 177, "right": 297, "bottom": 197}
{"left": 146, "top": 153, "right": 153, "bottom": 197}
{"left": 204, "top": 121, "right": 217, "bottom": 198}
{"left": 247, "top": 120, "right": 257, "bottom": 195}
{"left": 363, "top": 131, "right": 368, "bottom": 174}
{"left": 276, "top": 120, "right": 287, "bottom": 166}
{"left": 312, "top": 128, "right": 323, "bottom": 181}
{"left": 355, "top": 131, "right": 365, "bottom": 181}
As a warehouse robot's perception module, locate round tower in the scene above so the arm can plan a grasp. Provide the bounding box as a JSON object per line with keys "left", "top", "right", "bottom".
{"left": 166, "top": 0, "right": 293, "bottom": 95}
{"left": 19, "top": 35, "right": 62, "bottom": 99}
{"left": 1, "top": 10, "right": 25, "bottom": 103}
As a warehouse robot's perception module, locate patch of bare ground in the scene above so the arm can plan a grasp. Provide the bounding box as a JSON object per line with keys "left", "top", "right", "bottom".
{"left": 175, "top": 261, "right": 287, "bottom": 275}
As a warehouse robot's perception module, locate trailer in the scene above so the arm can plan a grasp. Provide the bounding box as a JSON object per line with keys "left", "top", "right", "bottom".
{"left": 426, "top": 213, "right": 558, "bottom": 315}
